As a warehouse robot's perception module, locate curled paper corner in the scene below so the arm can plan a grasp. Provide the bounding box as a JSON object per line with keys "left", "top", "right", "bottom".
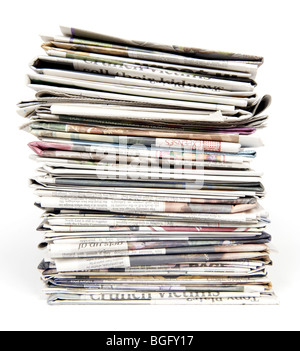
{"left": 28, "top": 141, "right": 43, "bottom": 156}
{"left": 252, "top": 95, "right": 272, "bottom": 116}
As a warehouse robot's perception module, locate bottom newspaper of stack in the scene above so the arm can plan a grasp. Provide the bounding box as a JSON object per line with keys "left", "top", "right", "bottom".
{"left": 24, "top": 119, "right": 278, "bottom": 305}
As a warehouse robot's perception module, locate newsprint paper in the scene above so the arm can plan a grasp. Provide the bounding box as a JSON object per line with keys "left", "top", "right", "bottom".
{"left": 18, "top": 25, "right": 278, "bottom": 305}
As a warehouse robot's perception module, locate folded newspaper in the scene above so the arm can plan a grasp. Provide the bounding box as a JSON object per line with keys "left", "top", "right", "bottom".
{"left": 18, "top": 25, "right": 278, "bottom": 305}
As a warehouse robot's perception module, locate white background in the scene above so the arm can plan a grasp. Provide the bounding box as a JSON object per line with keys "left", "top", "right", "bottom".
{"left": 1, "top": 0, "right": 299, "bottom": 331}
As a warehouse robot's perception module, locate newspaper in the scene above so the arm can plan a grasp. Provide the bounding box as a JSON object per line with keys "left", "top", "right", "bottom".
{"left": 59, "top": 27, "right": 262, "bottom": 59}
{"left": 46, "top": 292, "right": 278, "bottom": 305}
{"left": 52, "top": 252, "right": 270, "bottom": 272}
{"left": 31, "top": 56, "right": 256, "bottom": 100}
{"left": 54, "top": 26, "right": 264, "bottom": 72}
{"left": 26, "top": 121, "right": 243, "bottom": 142}
{"left": 28, "top": 140, "right": 251, "bottom": 164}
{"left": 18, "top": 25, "right": 278, "bottom": 305}
{"left": 42, "top": 44, "right": 258, "bottom": 81}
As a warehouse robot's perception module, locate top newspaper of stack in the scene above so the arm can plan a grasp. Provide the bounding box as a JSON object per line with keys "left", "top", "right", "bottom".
{"left": 19, "top": 25, "right": 271, "bottom": 127}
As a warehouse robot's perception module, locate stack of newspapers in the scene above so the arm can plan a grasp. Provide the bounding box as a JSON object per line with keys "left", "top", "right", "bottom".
{"left": 18, "top": 26, "right": 278, "bottom": 305}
